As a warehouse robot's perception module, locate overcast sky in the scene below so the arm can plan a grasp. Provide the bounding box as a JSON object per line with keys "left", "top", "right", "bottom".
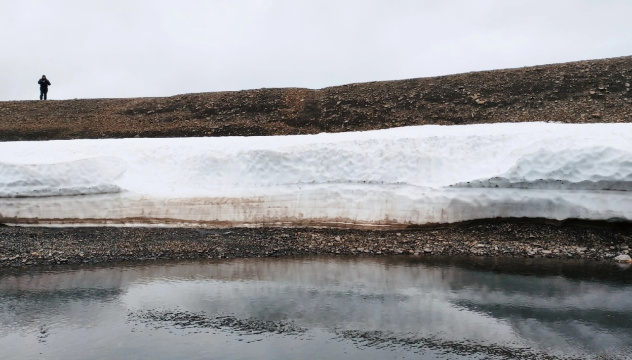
{"left": 1, "top": 0, "right": 631, "bottom": 101}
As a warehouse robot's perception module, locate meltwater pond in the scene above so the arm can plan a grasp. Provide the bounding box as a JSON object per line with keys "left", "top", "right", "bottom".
{"left": 1, "top": 256, "right": 631, "bottom": 360}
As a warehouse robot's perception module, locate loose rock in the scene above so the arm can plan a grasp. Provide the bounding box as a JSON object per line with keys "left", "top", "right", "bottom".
{"left": 614, "top": 254, "right": 632, "bottom": 262}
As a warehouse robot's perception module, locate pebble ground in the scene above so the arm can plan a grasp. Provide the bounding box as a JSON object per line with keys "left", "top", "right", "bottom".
{"left": 2, "top": 220, "right": 630, "bottom": 267}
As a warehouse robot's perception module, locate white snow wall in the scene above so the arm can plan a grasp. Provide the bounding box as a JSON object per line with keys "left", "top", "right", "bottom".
{"left": 0, "top": 122, "right": 631, "bottom": 228}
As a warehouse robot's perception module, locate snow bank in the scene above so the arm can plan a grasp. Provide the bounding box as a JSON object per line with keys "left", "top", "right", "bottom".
{"left": 0, "top": 157, "right": 126, "bottom": 197}
{"left": 0, "top": 122, "right": 630, "bottom": 227}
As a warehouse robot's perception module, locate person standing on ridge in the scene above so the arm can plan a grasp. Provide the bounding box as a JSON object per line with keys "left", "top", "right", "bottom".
{"left": 38, "top": 75, "right": 51, "bottom": 100}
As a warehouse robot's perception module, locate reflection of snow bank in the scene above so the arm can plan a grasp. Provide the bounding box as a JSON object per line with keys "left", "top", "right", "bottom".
{"left": 0, "top": 122, "right": 631, "bottom": 227}
{"left": 0, "top": 157, "right": 126, "bottom": 197}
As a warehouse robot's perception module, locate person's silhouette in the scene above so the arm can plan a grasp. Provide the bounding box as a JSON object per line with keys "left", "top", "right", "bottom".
{"left": 38, "top": 75, "right": 51, "bottom": 100}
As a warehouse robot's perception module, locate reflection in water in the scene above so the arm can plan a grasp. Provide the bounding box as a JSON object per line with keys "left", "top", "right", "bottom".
{"left": 1, "top": 256, "right": 631, "bottom": 360}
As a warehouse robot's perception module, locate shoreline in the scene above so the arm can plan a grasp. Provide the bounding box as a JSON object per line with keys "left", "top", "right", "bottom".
{"left": 2, "top": 220, "right": 630, "bottom": 268}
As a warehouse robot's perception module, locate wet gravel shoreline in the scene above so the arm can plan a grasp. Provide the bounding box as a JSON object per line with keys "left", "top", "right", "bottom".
{"left": 2, "top": 220, "right": 630, "bottom": 268}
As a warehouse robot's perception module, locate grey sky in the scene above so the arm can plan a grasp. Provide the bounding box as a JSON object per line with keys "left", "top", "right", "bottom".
{"left": 1, "top": 0, "right": 631, "bottom": 101}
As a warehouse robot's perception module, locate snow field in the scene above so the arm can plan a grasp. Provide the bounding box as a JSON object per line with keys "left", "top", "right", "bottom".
{"left": 0, "top": 122, "right": 630, "bottom": 227}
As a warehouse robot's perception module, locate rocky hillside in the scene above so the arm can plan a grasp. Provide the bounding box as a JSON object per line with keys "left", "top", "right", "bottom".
{"left": 1, "top": 56, "right": 631, "bottom": 141}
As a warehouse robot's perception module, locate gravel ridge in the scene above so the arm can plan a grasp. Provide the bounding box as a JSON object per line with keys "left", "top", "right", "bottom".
{"left": 0, "top": 56, "right": 631, "bottom": 141}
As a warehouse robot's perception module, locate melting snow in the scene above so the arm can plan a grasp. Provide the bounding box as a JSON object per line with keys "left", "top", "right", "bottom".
{"left": 0, "top": 122, "right": 630, "bottom": 227}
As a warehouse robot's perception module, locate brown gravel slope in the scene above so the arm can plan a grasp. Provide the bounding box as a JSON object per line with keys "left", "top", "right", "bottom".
{"left": 1, "top": 56, "right": 631, "bottom": 141}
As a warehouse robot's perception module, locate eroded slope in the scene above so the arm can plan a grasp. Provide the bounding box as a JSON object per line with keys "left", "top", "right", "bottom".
{"left": 1, "top": 56, "right": 631, "bottom": 141}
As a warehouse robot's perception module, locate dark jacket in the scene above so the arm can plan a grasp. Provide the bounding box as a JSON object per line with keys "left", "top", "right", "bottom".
{"left": 38, "top": 78, "right": 51, "bottom": 90}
